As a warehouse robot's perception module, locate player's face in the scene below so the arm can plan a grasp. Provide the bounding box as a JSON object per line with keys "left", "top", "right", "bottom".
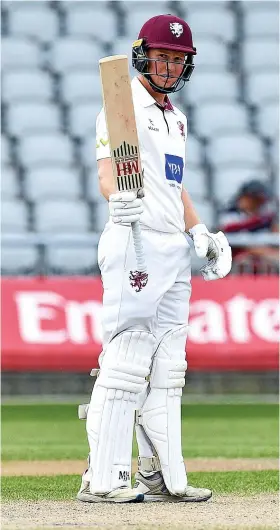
{"left": 147, "top": 49, "right": 185, "bottom": 88}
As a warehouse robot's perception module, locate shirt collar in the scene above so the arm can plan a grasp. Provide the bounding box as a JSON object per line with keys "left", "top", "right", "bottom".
{"left": 132, "top": 77, "right": 174, "bottom": 112}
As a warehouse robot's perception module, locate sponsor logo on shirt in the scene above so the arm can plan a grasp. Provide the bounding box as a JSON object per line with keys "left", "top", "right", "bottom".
{"left": 148, "top": 119, "right": 159, "bottom": 132}
{"left": 177, "top": 121, "right": 185, "bottom": 140}
{"left": 96, "top": 136, "right": 109, "bottom": 148}
{"left": 165, "top": 154, "right": 184, "bottom": 185}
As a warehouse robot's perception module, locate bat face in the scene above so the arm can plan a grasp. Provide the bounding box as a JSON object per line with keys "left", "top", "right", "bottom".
{"left": 99, "top": 55, "right": 144, "bottom": 198}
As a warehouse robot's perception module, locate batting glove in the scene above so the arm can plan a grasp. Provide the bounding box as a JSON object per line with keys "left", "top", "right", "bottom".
{"left": 109, "top": 191, "right": 143, "bottom": 225}
{"left": 189, "top": 223, "right": 232, "bottom": 281}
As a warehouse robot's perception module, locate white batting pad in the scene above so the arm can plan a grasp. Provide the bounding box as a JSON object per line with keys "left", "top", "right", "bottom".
{"left": 136, "top": 325, "right": 188, "bottom": 495}
{"left": 86, "top": 329, "right": 154, "bottom": 494}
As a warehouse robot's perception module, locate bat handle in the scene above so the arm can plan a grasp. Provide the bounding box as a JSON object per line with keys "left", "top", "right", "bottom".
{"left": 131, "top": 221, "right": 147, "bottom": 272}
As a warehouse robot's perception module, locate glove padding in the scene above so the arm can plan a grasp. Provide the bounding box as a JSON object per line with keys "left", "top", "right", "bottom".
{"left": 189, "top": 224, "right": 232, "bottom": 281}
{"left": 109, "top": 191, "right": 143, "bottom": 224}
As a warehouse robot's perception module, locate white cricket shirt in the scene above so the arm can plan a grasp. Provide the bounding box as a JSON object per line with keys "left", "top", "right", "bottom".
{"left": 96, "top": 76, "right": 187, "bottom": 233}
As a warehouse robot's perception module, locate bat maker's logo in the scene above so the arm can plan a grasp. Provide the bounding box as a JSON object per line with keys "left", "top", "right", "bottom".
{"left": 113, "top": 141, "right": 143, "bottom": 192}
{"left": 148, "top": 119, "right": 159, "bottom": 132}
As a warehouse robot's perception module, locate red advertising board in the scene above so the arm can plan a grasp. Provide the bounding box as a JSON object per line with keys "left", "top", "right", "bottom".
{"left": 1, "top": 276, "right": 279, "bottom": 372}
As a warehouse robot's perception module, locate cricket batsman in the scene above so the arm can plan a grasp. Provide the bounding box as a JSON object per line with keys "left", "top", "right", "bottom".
{"left": 77, "top": 14, "right": 232, "bottom": 503}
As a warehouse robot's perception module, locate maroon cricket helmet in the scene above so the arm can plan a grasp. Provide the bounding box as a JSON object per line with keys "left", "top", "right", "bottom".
{"left": 139, "top": 14, "right": 196, "bottom": 55}
{"left": 132, "top": 14, "right": 196, "bottom": 94}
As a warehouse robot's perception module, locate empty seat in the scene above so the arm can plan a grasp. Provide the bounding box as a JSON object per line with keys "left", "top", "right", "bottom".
{"left": 20, "top": 134, "right": 74, "bottom": 167}
{"left": 66, "top": 6, "right": 117, "bottom": 42}
{"left": 111, "top": 37, "right": 134, "bottom": 58}
{"left": 192, "top": 200, "right": 215, "bottom": 229}
{"left": 51, "top": 38, "right": 101, "bottom": 73}
{"left": 213, "top": 167, "right": 269, "bottom": 204}
{"left": 1, "top": 136, "right": 10, "bottom": 165}
{"left": 244, "top": 8, "right": 279, "bottom": 38}
{"left": 83, "top": 136, "right": 98, "bottom": 167}
{"left": 195, "top": 102, "right": 249, "bottom": 137}
{"left": 69, "top": 102, "right": 101, "bottom": 137}
{"left": 186, "top": 135, "right": 203, "bottom": 168}
{"left": 47, "top": 245, "right": 98, "bottom": 274}
{"left": 185, "top": 72, "right": 239, "bottom": 105}
{"left": 126, "top": 6, "right": 171, "bottom": 35}
{"left": 2, "top": 199, "right": 29, "bottom": 232}
{"left": 246, "top": 71, "right": 279, "bottom": 105}
{"left": 8, "top": 102, "right": 61, "bottom": 136}
{"left": 182, "top": 167, "right": 208, "bottom": 200}
{"left": 243, "top": 38, "right": 279, "bottom": 71}
{"left": 1, "top": 244, "right": 38, "bottom": 274}
{"left": 209, "top": 133, "right": 266, "bottom": 169}
{"left": 35, "top": 199, "right": 90, "bottom": 233}
{"left": 188, "top": 9, "right": 235, "bottom": 42}
{"left": 62, "top": 70, "right": 101, "bottom": 104}
{"left": 190, "top": 38, "right": 228, "bottom": 70}
{"left": 9, "top": 4, "right": 59, "bottom": 43}
{"left": 184, "top": 1, "right": 228, "bottom": 12}
{"left": 2, "top": 70, "right": 53, "bottom": 103}
{"left": 1, "top": 165, "right": 19, "bottom": 199}
{"left": 258, "top": 101, "right": 279, "bottom": 139}
{"left": 87, "top": 168, "right": 102, "bottom": 202}
{"left": 26, "top": 165, "right": 81, "bottom": 201}
{"left": 2, "top": 38, "right": 41, "bottom": 68}
{"left": 95, "top": 200, "right": 109, "bottom": 232}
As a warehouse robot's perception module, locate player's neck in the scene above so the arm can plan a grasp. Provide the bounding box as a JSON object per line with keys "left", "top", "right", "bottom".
{"left": 138, "top": 76, "right": 167, "bottom": 107}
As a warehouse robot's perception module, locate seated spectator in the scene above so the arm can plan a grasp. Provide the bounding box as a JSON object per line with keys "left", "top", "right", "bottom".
{"left": 219, "top": 180, "right": 279, "bottom": 274}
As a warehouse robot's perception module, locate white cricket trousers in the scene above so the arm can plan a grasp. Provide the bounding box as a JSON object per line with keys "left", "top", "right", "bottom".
{"left": 97, "top": 223, "right": 192, "bottom": 352}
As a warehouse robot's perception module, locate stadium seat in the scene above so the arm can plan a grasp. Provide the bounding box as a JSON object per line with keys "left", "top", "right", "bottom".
{"left": 50, "top": 38, "right": 101, "bottom": 73}
{"left": 186, "top": 71, "right": 239, "bottom": 105}
{"left": 95, "top": 200, "right": 109, "bottom": 232}
{"left": 209, "top": 133, "right": 266, "bottom": 169}
{"left": 244, "top": 7, "right": 279, "bottom": 38}
{"left": 111, "top": 37, "right": 134, "bottom": 58}
{"left": 82, "top": 136, "right": 98, "bottom": 167}
{"left": 2, "top": 69, "right": 53, "bottom": 103}
{"left": 26, "top": 165, "right": 81, "bottom": 201}
{"left": 19, "top": 133, "right": 74, "bottom": 168}
{"left": 192, "top": 200, "right": 215, "bottom": 229}
{"left": 47, "top": 244, "right": 99, "bottom": 274}
{"left": 8, "top": 102, "right": 61, "bottom": 136}
{"left": 87, "top": 169, "right": 102, "bottom": 202}
{"left": 62, "top": 70, "right": 101, "bottom": 104}
{"left": 66, "top": 5, "right": 117, "bottom": 42}
{"left": 69, "top": 102, "right": 101, "bottom": 138}
{"left": 2, "top": 199, "right": 29, "bottom": 232}
{"left": 184, "top": 1, "right": 228, "bottom": 12}
{"left": 186, "top": 135, "right": 203, "bottom": 168}
{"left": 213, "top": 167, "right": 269, "bottom": 205}
{"left": 1, "top": 165, "right": 19, "bottom": 199}
{"left": 243, "top": 38, "right": 279, "bottom": 71}
{"left": 190, "top": 38, "right": 228, "bottom": 70}
{"left": 246, "top": 71, "right": 279, "bottom": 106}
{"left": 8, "top": 3, "right": 59, "bottom": 43}
{"left": 35, "top": 199, "right": 91, "bottom": 233}
{"left": 1, "top": 244, "right": 38, "bottom": 274}
{"left": 2, "top": 38, "right": 41, "bottom": 68}
{"left": 182, "top": 167, "right": 208, "bottom": 200}
{"left": 125, "top": 5, "right": 171, "bottom": 35}
{"left": 188, "top": 8, "right": 235, "bottom": 42}
{"left": 257, "top": 101, "right": 279, "bottom": 139}
{"left": 194, "top": 102, "right": 249, "bottom": 138}
{"left": 1, "top": 136, "right": 10, "bottom": 165}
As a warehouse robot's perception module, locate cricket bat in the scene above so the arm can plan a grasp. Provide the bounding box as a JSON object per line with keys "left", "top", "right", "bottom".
{"left": 99, "top": 55, "right": 148, "bottom": 291}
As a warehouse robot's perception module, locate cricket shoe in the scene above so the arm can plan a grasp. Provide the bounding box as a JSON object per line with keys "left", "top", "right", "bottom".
{"left": 77, "top": 476, "right": 144, "bottom": 504}
{"left": 133, "top": 471, "right": 212, "bottom": 503}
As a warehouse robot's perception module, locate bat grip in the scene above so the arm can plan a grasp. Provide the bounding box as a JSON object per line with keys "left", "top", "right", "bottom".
{"left": 131, "top": 221, "right": 147, "bottom": 272}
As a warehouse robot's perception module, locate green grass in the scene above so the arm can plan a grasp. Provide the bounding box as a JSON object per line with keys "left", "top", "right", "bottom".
{"left": 1, "top": 471, "right": 278, "bottom": 501}
{"left": 2, "top": 404, "right": 278, "bottom": 461}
